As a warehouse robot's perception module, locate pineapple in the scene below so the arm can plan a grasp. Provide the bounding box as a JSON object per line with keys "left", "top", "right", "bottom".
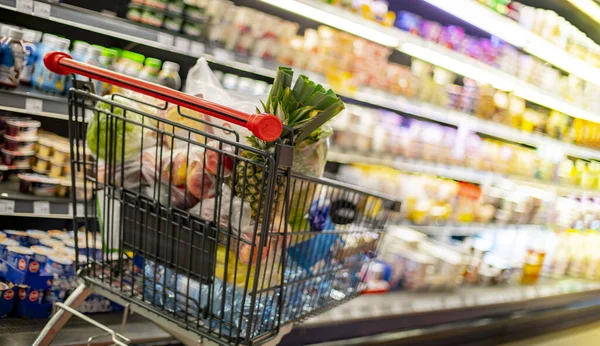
{"left": 233, "top": 67, "right": 345, "bottom": 225}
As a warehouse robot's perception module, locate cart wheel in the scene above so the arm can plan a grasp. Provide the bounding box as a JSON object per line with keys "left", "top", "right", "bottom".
{"left": 32, "top": 283, "right": 94, "bottom": 346}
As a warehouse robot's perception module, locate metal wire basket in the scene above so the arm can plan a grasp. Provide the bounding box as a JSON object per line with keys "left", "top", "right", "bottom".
{"left": 39, "top": 51, "right": 399, "bottom": 346}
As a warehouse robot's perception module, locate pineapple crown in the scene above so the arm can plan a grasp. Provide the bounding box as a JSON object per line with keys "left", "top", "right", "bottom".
{"left": 252, "top": 67, "right": 345, "bottom": 149}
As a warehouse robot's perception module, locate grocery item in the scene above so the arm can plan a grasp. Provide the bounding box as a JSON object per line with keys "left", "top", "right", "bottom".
{"left": 19, "top": 29, "right": 41, "bottom": 84}
{"left": 38, "top": 37, "right": 71, "bottom": 93}
{"left": 139, "top": 57, "right": 161, "bottom": 84}
{"left": 232, "top": 67, "right": 344, "bottom": 222}
{"left": 157, "top": 61, "right": 181, "bottom": 90}
{"left": 3, "top": 134, "right": 38, "bottom": 152}
{"left": 1, "top": 148, "right": 34, "bottom": 167}
{"left": 5, "top": 119, "right": 40, "bottom": 138}
{"left": 17, "top": 173, "right": 59, "bottom": 197}
{"left": 0, "top": 28, "right": 25, "bottom": 88}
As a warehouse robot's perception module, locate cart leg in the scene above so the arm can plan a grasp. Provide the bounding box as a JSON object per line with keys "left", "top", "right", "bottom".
{"left": 32, "top": 283, "right": 94, "bottom": 346}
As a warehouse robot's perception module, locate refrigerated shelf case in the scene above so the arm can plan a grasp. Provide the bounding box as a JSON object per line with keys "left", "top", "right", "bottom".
{"left": 281, "top": 279, "right": 600, "bottom": 345}
{"left": 3, "top": 0, "right": 600, "bottom": 163}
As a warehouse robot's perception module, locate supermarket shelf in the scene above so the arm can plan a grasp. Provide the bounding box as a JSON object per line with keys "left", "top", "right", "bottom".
{"left": 0, "top": 87, "right": 68, "bottom": 120}
{"left": 327, "top": 150, "right": 600, "bottom": 197}
{"left": 398, "top": 223, "right": 548, "bottom": 236}
{"left": 0, "top": 0, "right": 277, "bottom": 79}
{"left": 3, "top": 0, "right": 600, "bottom": 124}
{"left": 4, "top": 0, "right": 600, "bottom": 162}
{"left": 422, "top": 0, "right": 600, "bottom": 89}
{"left": 0, "top": 180, "right": 90, "bottom": 219}
{"left": 260, "top": 0, "right": 600, "bottom": 123}
{"left": 282, "top": 279, "right": 600, "bottom": 345}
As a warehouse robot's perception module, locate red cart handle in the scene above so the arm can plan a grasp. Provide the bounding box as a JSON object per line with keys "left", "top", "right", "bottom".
{"left": 44, "top": 51, "right": 282, "bottom": 142}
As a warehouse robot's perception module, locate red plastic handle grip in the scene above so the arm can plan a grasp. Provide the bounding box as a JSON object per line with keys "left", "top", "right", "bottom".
{"left": 44, "top": 51, "right": 282, "bottom": 142}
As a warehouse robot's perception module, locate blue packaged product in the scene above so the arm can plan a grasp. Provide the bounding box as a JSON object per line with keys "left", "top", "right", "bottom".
{"left": 7, "top": 245, "right": 33, "bottom": 272}
{"left": 38, "top": 37, "right": 70, "bottom": 93}
{"left": 44, "top": 254, "right": 74, "bottom": 276}
{"left": 31, "top": 33, "right": 58, "bottom": 88}
{"left": 0, "top": 28, "right": 25, "bottom": 88}
{"left": 19, "top": 29, "right": 41, "bottom": 84}
{"left": 26, "top": 229, "right": 50, "bottom": 246}
{"left": 82, "top": 45, "right": 103, "bottom": 92}
{"left": 39, "top": 237, "right": 62, "bottom": 249}
{"left": 0, "top": 282, "right": 15, "bottom": 318}
{"left": 30, "top": 245, "right": 56, "bottom": 273}
{"left": 71, "top": 40, "right": 90, "bottom": 62}
{"left": 0, "top": 238, "right": 19, "bottom": 260}
{"left": 4, "top": 230, "right": 28, "bottom": 246}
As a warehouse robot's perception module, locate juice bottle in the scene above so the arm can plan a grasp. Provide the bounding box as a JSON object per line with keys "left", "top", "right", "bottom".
{"left": 139, "top": 57, "right": 162, "bottom": 84}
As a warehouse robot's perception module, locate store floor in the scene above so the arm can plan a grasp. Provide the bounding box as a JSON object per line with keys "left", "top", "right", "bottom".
{"left": 501, "top": 320, "right": 600, "bottom": 346}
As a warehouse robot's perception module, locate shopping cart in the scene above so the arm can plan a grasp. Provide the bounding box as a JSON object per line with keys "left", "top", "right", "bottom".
{"left": 34, "top": 51, "right": 400, "bottom": 346}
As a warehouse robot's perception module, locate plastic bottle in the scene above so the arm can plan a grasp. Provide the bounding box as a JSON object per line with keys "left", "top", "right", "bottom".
{"left": 39, "top": 37, "right": 71, "bottom": 94}
{"left": 139, "top": 57, "right": 162, "bottom": 84}
{"left": 32, "top": 33, "right": 59, "bottom": 88}
{"left": 0, "top": 28, "right": 25, "bottom": 88}
{"left": 19, "top": 29, "right": 42, "bottom": 85}
{"left": 158, "top": 61, "right": 181, "bottom": 90}
{"left": 82, "top": 45, "right": 103, "bottom": 93}
{"left": 98, "top": 47, "right": 118, "bottom": 95}
{"left": 71, "top": 40, "right": 90, "bottom": 62}
{"left": 122, "top": 51, "right": 145, "bottom": 78}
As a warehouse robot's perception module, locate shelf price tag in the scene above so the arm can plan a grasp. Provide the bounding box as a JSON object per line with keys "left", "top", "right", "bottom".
{"left": 34, "top": 1, "right": 51, "bottom": 18}
{"left": 174, "top": 37, "right": 190, "bottom": 54}
{"left": 190, "top": 41, "right": 205, "bottom": 56}
{"left": 15, "top": 0, "right": 33, "bottom": 14}
{"left": 157, "top": 32, "right": 174, "bottom": 47}
{"left": 25, "top": 98, "right": 43, "bottom": 114}
{"left": 33, "top": 201, "right": 50, "bottom": 215}
{"left": 0, "top": 200, "right": 15, "bottom": 214}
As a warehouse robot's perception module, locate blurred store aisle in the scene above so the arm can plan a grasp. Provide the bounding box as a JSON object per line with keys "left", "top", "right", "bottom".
{"left": 502, "top": 321, "right": 600, "bottom": 346}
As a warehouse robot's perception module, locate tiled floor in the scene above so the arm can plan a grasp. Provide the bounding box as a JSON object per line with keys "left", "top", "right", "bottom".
{"left": 502, "top": 321, "right": 600, "bottom": 346}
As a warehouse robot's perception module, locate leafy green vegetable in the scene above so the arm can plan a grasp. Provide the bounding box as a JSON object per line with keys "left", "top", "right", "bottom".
{"left": 86, "top": 97, "right": 145, "bottom": 162}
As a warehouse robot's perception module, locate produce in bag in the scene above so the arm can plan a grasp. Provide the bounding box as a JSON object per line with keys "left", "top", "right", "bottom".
{"left": 141, "top": 147, "right": 205, "bottom": 209}
{"left": 185, "top": 58, "right": 255, "bottom": 142}
{"left": 86, "top": 91, "right": 161, "bottom": 163}
{"left": 157, "top": 102, "right": 212, "bottom": 149}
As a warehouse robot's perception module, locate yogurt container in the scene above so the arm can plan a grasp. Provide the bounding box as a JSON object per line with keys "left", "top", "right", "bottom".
{"left": 37, "top": 137, "right": 54, "bottom": 157}
{"left": 51, "top": 143, "right": 70, "bottom": 164}
{"left": 34, "top": 154, "right": 51, "bottom": 172}
{"left": 44, "top": 254, "right": 74, "bottom": 275}
{"left": 3, "top": 134, "right": 38, "bottom": 152}
{"left": 1, "top": 148, "right": 34, "bottom": 167}
{"left": 5, "top": 119, "right": 40, "bottom": 138}
{"left": 30, "top": 245, "right": 56, "bottom": 272}
{"left": 48, "top": 159, "right": 66, "bottom": 178}
{"left": 56, "top": 179, "right": 72, "bottom": 198}
{"left": 39, "top": 237, "right": 62, "bottom": 249}
{"left": 0, "top": 238, "right": 19, "bottom": 259}
{"left": 7, "top": 245, "right": 33, "bottom": 272}
{"left": 3, "top": 230, "right": 28, "bottom": 246}
{"left": 26, "top": 229, "right": 49, "bottom": 246}
{"left": 48, "top": 230, "right": 70, "bottom": 241}
{"left": 62, "top": 238, "right": 75, "bottom": 249}
{"left": 18, "top": 173, "right": 59, "bottom": 197}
